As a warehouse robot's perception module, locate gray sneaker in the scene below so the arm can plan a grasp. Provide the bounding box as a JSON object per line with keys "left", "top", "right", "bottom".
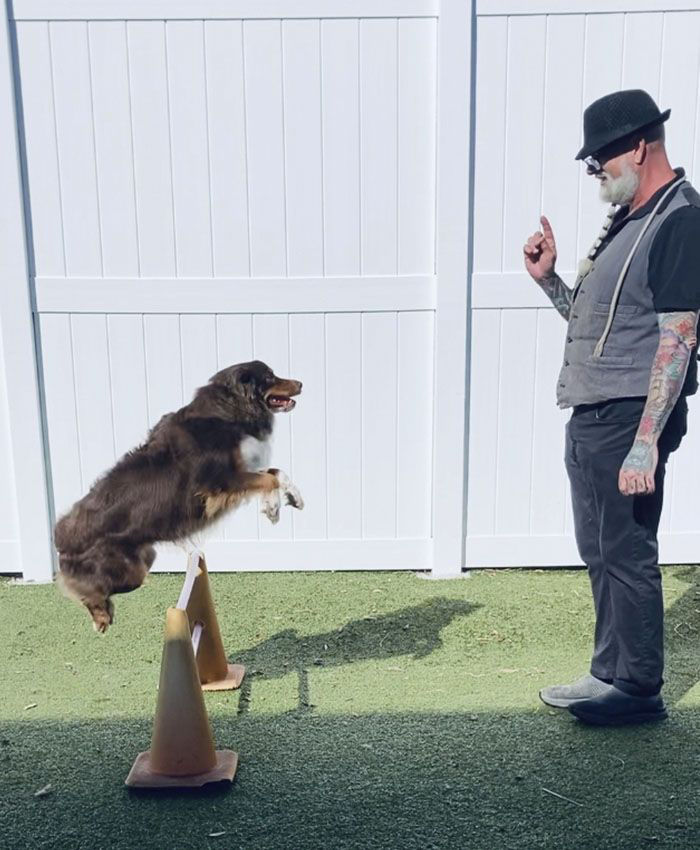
{"left": 539, "top": 674, "right": 613, "bottom": 709}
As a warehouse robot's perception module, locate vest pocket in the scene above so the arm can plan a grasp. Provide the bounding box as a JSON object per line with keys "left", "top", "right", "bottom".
{"left": 593, "top": 301, "right": 639, "bottom": 315}
{"left": 586, "top": 343, "right": 634, "bottom": 367}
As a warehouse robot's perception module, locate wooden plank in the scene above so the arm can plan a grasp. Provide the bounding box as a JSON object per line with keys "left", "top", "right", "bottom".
{"left": 397, "top": 311, "right": 433, "bottom": 539}
{"left": 14, "top": 22, "right": 64, "bottom": 276}
{"left": 361, "top": 313, "right": 398, "bottom": 538}
{"left": 398, "top": 18, "right": 437, "bottom": 275}
{"left": 325, "top": 313, "right": 362, "bottom": 538}
{"left": 282, "top": 20, "right": 324, "bottom": 277}
{"left": 288, "top": 313, "right": 327, "bottom": 539}
{"left": 35, "top": 275, "right": 437, "bottom": 313}
{"left": 88, "top": 21, "right": 139, "bottom": 276}
{"left": 49, "top": 21, "right": 102, "bottom": 276}
{"left": 321, "top": 19, "right": 360, "bottom": 275}
{"left": 243, "top": 20, "right": 286, "bottom": 276}
{"left": 127, "top": 21, "right": 176, "bottom": 276}
{"left": 360, "top": 18, "right": 398, "bottom": 275}
{"left": 204, "top": 20, "right": 250, "bottom": 276}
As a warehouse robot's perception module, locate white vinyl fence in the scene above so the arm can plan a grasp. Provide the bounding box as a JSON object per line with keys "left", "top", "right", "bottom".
{"left": 467, "top": 0, "right": 700, "bottom": 566}
{"left": 0, "top": 0, "right": 470, "bottom": 579}
{"left": 2, "top": 0, "right": 700, "bottom": 580}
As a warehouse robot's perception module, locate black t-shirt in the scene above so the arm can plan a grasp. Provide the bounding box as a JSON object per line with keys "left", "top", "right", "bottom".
{"left": 648, "top": 204, "right": 700, "bottom": 311}
{"left": 598, "top": 169, "right": 700, "bottom": 396}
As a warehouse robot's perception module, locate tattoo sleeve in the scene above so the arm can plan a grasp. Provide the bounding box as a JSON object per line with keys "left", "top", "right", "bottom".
{"left": 537, "top": 273, "right": 573, "bottom": 321}
{"left": 634, "top": 310, "right": 698, "bottom": 449}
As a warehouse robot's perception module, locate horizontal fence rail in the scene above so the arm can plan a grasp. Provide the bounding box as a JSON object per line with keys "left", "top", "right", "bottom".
{"left": 12, "top": 1, "right": 440, "bottom": 21}
{"left": 34, "top": 276, "right": 437, "bottom": 313}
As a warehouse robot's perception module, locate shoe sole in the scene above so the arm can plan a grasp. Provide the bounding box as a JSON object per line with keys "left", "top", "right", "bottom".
{"left": 539, "top": 691, "right": 604, "bottom": 709}
{"left": 569, "top": 707, "right": 668, "bottom": 726}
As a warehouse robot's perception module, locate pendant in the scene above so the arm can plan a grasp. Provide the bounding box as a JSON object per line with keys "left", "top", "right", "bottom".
{"left": 577, "top": 257, "right": 594, "bottom": 278}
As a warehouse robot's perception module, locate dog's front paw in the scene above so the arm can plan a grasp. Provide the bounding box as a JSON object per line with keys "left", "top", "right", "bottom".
{"left": 275, "top": 470, "right": 304, "bottom": 510}
{"left": 283, "top": 483, "right": 304, "bottom": 510}
{"left": 261, "top": 489, "right": 281, "bottom": 524}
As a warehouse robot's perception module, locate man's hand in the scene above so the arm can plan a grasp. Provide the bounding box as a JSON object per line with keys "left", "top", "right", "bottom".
{"left": 524, "top": 216, "right": 557, "bottom": 282}
{"left": 524, "top": 216, "right": 571, "bottom": 320}
{"left": 619, "top": 440, "right": 659, "bottom": 496}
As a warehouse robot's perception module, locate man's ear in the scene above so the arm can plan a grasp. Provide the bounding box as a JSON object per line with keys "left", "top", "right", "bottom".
{"left": 633, "top": 137, "right": 647, "bottom": 166}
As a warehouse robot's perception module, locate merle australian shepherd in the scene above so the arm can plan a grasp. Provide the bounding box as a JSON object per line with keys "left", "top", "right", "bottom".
{"left": 54, "top": 361, "right": 303, "bottom": 632}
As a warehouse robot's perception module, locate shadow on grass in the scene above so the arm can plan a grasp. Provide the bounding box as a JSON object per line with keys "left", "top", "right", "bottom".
{"left": 2, "top": 707, "right": 699, "bottom": 850}
{"left": 228, "top": 598, "right": 479, "bottom": 714}
{"left": 663, "top": 566, "right": 700, "bottom": 706}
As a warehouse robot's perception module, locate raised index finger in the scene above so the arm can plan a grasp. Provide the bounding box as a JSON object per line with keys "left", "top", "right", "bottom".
{"left": 540, "top": 216, "right": 557, "bottom": 252}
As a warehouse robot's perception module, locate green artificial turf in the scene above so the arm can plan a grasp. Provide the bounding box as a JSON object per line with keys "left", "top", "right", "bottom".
{"left": 1, "top": 566, "right": 699, "bottom": 850}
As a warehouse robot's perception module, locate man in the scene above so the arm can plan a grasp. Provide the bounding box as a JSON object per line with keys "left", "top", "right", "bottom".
{"left": 523, "top": 89, "right": 700, "bottom": 725}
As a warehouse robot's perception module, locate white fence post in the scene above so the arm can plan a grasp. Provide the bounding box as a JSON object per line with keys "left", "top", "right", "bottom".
{"left": 0, "top": 1, "right": 54, "bottom": 580}
{"left": 431, "top": 0, "right": 474, "bottom": 577}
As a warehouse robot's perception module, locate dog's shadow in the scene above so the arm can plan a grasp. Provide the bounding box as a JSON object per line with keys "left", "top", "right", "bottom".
{"left": 229, "top": 598, "right": 480, "bottom": 714}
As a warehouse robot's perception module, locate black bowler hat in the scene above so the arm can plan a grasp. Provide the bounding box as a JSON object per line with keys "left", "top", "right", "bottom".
{"left": 575, "top": 89, "right": 671, "bottom": 160}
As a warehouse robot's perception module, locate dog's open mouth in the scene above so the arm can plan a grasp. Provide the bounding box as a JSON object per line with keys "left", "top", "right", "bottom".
{"left": 266, "top": 394, "right": 296, "bottom": 412}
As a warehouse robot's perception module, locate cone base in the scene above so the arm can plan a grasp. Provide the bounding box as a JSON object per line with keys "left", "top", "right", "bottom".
{"left": 201, "top": 663, "right": 245, "bottom": 691}
{"left": 125, "top": 749, "right": 238, "bottom": 789}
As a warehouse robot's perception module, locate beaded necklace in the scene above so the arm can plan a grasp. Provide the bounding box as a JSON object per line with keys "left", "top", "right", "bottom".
{"left": 576, "top": 203, "right": 618, "bottom": 280}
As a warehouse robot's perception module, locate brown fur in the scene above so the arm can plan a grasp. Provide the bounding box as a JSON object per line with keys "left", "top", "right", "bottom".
{"left": 53, "top": 361, "right": 301, "bottom": 632}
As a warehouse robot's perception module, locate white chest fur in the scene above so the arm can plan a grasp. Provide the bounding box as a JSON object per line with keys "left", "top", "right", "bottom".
{"left": 239, "top": 434, "right": 272, "bottom": 472}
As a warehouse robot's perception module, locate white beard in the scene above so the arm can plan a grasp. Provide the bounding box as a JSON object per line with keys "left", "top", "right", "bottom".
{"left": 598, "top": 163, "right": 640, "bottom": 205}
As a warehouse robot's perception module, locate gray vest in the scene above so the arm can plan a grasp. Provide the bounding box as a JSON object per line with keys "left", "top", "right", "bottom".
{"left": 557, "top": 179, "right": 700, "bottom": 408}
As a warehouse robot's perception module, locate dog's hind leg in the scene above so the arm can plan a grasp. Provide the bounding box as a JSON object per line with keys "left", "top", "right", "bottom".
{"left": 57, "top": 567, "right": 114, "bottom": 633}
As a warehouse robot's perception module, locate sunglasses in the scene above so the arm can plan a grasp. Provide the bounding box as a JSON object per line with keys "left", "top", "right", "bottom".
{"left": 584, "top": 155, "right": 603, "bottom": 175}
{"left": 583, "top": 134, "right": 642, "bottom": 175}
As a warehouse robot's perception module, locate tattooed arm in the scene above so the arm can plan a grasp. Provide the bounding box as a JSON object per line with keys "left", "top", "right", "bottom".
{"left": 523, "top": 216, "right": 572, "bottom": 320}
{"left": 618, "top": 310, "right": 699, "bottom": 496}
{"left": 536, "top": 273, "right": 573, "bottom": 321}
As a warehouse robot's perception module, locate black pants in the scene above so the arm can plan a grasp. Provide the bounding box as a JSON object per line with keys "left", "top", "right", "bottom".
{"left": 565, "top": 396, "right": 688, "bottom": 696}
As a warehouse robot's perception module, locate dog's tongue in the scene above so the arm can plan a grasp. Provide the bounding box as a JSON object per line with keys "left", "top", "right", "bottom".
{"left": 269, "top": 395, "right": 295, "bottom": 411}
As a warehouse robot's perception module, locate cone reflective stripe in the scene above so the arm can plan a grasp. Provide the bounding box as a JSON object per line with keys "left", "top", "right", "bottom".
{"left": 149, "top": 607, "right": 217, "bottom": 776}
{"left": 185, "top": 557, "right": 230, "bottom": 685}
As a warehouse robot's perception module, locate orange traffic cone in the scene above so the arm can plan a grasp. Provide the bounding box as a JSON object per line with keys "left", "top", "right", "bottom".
{"left": 184, "top": 552, "right": 245, "bottom": 691}
{"left": 125, "top": 607, "right": 238, "bottom": 788}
